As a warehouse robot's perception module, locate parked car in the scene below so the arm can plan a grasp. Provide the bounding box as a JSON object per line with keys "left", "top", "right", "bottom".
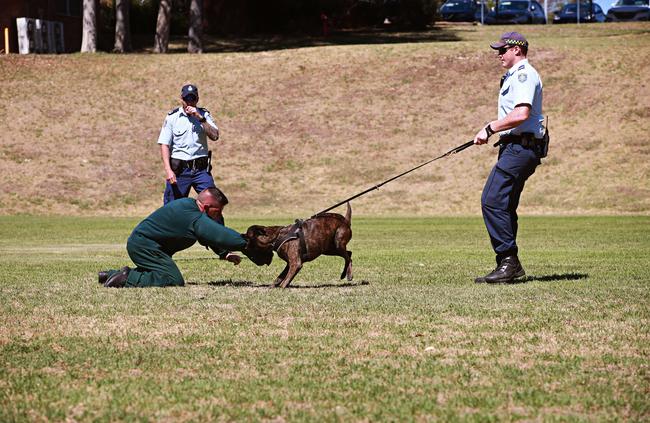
{"left": 553, "top": 3, "right": 606, "bottom": 23}
{"left": 474, "top": 3, "right": 492, "bottom": 21}
{"left": 439, "top": 0, "right": 481, "bottom": 21}
{"left": 606, "top": 0, "right": 650, "bottom": 21}
{"left": 485, "top": 0, "right": 548, "bottom": 24}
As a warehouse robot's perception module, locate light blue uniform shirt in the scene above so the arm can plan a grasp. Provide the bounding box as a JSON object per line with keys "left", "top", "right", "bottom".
{"left": 498, "top": 59, "right": 544, "bottom": 138}
{"left": 157, "top": 107, "right": 219, "bottom": 160}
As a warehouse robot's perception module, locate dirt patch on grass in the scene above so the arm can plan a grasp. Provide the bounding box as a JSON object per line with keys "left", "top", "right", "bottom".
{"left": 1, "top": 24, "right": 649, "bottom": 216}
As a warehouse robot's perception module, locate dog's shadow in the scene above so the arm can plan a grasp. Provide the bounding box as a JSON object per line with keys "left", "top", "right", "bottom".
{"left": 189, "top": 280, "right": 371, "bottom": 289}
{"left": 510, "top": 272, "right": 589, "bottom": 284}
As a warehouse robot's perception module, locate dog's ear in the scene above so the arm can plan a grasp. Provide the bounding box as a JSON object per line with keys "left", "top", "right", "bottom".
{"left": 245, "top": 225, "right": 260, "bottom": 238}
{"left": 252, "top": 226, "right": 267, "bottom": 237}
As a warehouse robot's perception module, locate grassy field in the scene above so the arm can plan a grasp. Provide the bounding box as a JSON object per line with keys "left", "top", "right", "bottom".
{"left": 1, "top": 21, "right": 649, "bottom": 421}
{"left": 1, "top": 215, "right": 648, "bottom": 421}
{"left": 1, "top": 23, "right": 649, "bottom": 216}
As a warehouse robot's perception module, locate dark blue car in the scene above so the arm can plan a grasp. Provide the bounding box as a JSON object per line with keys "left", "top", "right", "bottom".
{"left": 553, "top": 3, "right": 606, "bottom": 23}
{"left": 606, "top": 0, "right": 650, "bottom": 21}
{"left": 485, "top": 0, "right": 547, "bottom": 24}
{"left": 439, "top": 0, "right": 481, "bottom": 21}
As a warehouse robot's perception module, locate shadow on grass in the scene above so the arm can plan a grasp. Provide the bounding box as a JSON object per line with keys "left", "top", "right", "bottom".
{"left": 132, "top": 26, "right": 466, "bottom": 54}
{"left": 195, "top": 279, "right": 371, "bottom": 289}
{"left": 514, "top": 273, "right": 589, "bottom": 284}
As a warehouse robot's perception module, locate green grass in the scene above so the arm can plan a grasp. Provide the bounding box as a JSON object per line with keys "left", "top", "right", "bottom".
{"left": 1, "top": 216, "right": 648, "bottom": 421}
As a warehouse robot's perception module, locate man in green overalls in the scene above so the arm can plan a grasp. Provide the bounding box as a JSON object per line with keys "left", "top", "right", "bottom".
{"left": 98, "top": 187, "right": 247, "bottom": 288}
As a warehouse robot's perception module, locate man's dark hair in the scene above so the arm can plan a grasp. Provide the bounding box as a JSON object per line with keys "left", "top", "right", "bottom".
{"left": 202, "top": 187, "right": 229, "bottom": 206}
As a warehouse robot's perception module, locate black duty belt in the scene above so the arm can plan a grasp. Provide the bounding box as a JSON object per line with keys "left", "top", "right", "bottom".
{"left": 495, "top": 133, "right": 544, "bottom": 148}
{"left": 174, "top": 156, "right": 209, "bottom": 171}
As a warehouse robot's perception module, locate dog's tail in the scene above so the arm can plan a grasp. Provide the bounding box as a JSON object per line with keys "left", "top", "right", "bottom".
{"left": 345, "top": 202, "right": 352, "bottom": 225}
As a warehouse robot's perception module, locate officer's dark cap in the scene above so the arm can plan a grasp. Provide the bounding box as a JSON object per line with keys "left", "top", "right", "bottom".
{"left": 490, "top": 32, "right": 528, "bottom": 49}
{"left": 181, "top": 84, "right": 199, "bottom": 100}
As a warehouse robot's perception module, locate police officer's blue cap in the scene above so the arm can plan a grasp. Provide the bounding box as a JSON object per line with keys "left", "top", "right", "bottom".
{"left": 181, "top": 84, "right": 199, "bottom": 99}
{"left": 490, "top": 32, "right": 528, "bottom": 49}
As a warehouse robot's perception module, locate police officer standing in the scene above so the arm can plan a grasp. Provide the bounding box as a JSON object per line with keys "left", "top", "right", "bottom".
{"left": 473, "top": 32, "right": 548, "bottom": 284}
{"left": 159, "top": 84, "right": 221, "bottom": 204}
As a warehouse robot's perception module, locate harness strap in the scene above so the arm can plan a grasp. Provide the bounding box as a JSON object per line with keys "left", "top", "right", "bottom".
{"left": 272, "top": 220, "right": 309, "bottom": 261}
{"left": 273, "top": 225, "right": 298, "bottom": 251}
{"left": 295, "top": 219, "right": 309, "bottom": 262}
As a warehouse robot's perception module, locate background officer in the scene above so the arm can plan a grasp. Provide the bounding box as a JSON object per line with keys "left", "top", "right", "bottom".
{"left": 98, "top": 188, "right": 245, "bottom": 288}
{"left": 472, "top": 32, "right": 547, "bottom": 284}
{"left": 158, "top": 83, "right": 221, "bottom": 205}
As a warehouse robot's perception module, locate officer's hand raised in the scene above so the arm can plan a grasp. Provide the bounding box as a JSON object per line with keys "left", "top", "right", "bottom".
{"left": 184, "top": 105, "right": 201, "bottom": 119}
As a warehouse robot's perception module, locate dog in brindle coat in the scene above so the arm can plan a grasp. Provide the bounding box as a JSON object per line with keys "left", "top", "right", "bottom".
{"left": 242, "top": 203, "right": 352, "bottom": 288}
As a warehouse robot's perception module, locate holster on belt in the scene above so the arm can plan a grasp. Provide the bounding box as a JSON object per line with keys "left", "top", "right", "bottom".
{"left": 494, "top": 131, "right": 549, "bottom": 159}
{"left": 169, "top": 157, "right": 210, "bottom": 175}
{"left": 170, "top": 158, "right": 183, "bottom": 176}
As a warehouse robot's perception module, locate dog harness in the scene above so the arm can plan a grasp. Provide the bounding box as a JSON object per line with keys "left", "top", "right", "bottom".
{"left": 273, "top": 219, "right": 309, "bottom": 261}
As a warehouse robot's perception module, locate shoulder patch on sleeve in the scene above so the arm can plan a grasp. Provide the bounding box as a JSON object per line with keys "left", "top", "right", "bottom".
{"left": 518, "top": 73, "right": 527, "bottom": 83}
{"left": 168, "top": 107, "right": 179, "bottom": 115}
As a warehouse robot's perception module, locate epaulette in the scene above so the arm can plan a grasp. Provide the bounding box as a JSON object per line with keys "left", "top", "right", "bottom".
{"left": 198, "top": 107, "right": 210, "bottom": 114}
{"left": 168, "top": 107, "right": 179, "bottom": 115}
{"left": 517, "top": 64, "right": 525, "bottom": 71}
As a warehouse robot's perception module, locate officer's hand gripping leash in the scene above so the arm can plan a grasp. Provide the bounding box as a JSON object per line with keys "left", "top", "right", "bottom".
{"left": 313, "top": 140, "right": 475, "bottom": 217}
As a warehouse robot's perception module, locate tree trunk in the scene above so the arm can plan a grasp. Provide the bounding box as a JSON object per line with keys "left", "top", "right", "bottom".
{"left": 188, "top": 0, "right": 203, "bottom": 53}
{"left": 154, "top": 0, "right": 172, "bottom": 53}
{"left": 114, "top": 0, "right": 132, "bottom": 52}
{"left": 81, "top": 0, "right": 97, "bottom": 52}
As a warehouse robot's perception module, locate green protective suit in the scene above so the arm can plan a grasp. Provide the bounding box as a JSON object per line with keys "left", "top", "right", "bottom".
{"left": 123, "top": 198, "right": 247, "bottom": 287}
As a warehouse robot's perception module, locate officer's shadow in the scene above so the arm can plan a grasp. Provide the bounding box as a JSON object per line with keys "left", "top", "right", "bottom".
{"left": 510, "top": 272, "right": 588, "bottom": 284}
{"left": 197, "top": 279, "right": 371, "bottom": 289}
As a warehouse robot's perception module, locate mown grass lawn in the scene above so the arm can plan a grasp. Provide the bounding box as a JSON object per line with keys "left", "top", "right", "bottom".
{"left": 0, "top": 215, "right": 648, "bottom": 421}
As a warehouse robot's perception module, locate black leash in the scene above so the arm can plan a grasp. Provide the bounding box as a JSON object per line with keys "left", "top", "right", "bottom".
{"left": 312, "top": 140, "right": 475, "bottom": 217}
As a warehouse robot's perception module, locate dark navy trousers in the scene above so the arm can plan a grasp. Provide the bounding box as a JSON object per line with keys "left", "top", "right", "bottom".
{"left": 163, "top": 167, "right": 215, "bottom": 205}
{"left": 481, "top": 143, "right": 540, "bottom": 264}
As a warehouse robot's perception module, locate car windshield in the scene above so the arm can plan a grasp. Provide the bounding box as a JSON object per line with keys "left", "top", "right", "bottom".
{"left": 614, "top": 0, "right": 649, "bottom": 5}
{"left": 564, "top": 4, "right": 592, "bottom": 12}
{"left": 442, "top": 0, "right": 474, "bottom": 10}
{"left": 498, "top": 1, "right": 529, "bottom": 10}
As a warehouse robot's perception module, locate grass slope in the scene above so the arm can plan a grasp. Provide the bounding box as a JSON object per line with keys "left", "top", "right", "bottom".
{"left": 1, "top": 23, "right": 649, "bottom": 216}
{"left": 0, "top": 215, "right": 648, "bottom": 420}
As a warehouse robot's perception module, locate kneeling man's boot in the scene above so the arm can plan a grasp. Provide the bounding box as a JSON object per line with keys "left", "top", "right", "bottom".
{"left": 99, "top": 266, "right": 130, "bottom": 285}
{"left": 98, "top": 271, "right": 110, "bottom": 285}
{"left": 104, "top": 267, "right": 131, "bottom": 288}
{"left": 477, "top": 256, "right": 525, "bottom": 284}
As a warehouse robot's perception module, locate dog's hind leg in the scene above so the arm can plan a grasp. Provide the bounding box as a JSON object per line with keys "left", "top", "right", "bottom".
{"left": 339, "top": 251, "right": 353, "bottom": 281}
{"left": 346, "top": 251, "right": 353, "bottom": 281}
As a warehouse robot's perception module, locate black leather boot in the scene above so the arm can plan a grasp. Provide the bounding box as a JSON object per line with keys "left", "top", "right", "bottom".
{"left": 104, "top": 267, "right": 131, "bottom": 288}
{"left": 475, "top": 256, "right": 525, "bottom": 284}
{"left": 98, "top": 271, "right": 110, "bottom": 285}
{"left": 99, "top": 266, "right": 130, "bottom": 285}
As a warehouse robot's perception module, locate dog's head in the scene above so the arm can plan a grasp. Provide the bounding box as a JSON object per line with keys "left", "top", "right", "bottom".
{"left": 241, "top": 225, "right": 276, "bottom": 266}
